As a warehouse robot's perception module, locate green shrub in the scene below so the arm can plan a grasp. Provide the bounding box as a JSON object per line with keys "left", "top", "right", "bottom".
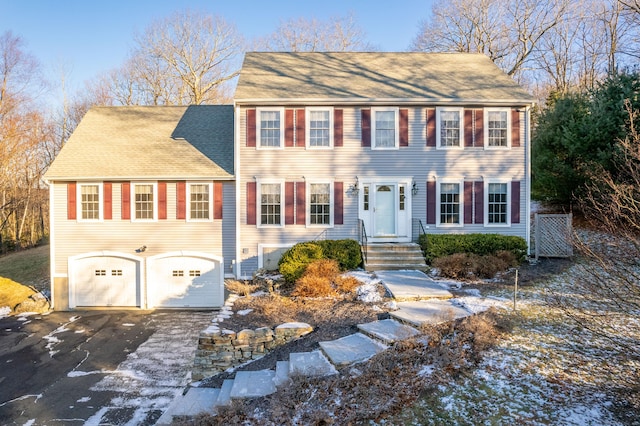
{"left": 278, "top": 239, "right": 362, "bottom": 282}
{"left": 316, "top": 239, "right": 362, "bottom": 270}
{"left": 418, "top": 233, "right": 527, "bottom": 264}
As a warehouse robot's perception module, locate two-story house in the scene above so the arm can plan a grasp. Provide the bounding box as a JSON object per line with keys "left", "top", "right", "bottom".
{"left": 44, "top": 52, "right": 534, "bottom": 310}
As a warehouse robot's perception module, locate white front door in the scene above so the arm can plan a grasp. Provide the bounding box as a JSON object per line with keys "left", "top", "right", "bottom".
{"left": 374, "top": 185, "right": 396, "bottom": 236}
{"left": 359, "top": 178, "right": 412, "bottom": 243}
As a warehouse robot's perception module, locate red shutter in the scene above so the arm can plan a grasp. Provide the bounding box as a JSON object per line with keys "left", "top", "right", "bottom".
{"left": 464, "top": 181, "right": 473, "bottom": 224}
{"left": 246, "top": 182, "right": 256, "bottom": 225}
{"left": 334, "top": 109, "right": 343, "bottom": 147}
{"left": 285, "top": 182, "right": 295, "bottom": 224}
{"left": 158, "top": 181, "right": 167, "bottom": 220}
{"left": 426, "top": 108, "right": 436, "bottom": 147}
{"left": 121, "top": 182, "right": 130, "bottom": 220}
{"left": 464, "top": 109, "right": 473, "bottom": 148}
{"left": 214, "top": 182, "right": 223, "bottom": 219}
{"left": 474, "top": 182, "right": 484, "bottom": 224}
{"left": 361, "top": 109, "right": 371, "bottom": 147}
{"left": 176, "top": 181, "right": 186, "bottom": 220}
{"left": 285, "top": 109, "right": 294, "bottom": 147}
{"left": 296, "top": 109, "right": 305, "bottom": 147}
{"left": 296, "top": 182, "right": 306, "bottom": 225}
{"left": 247, "top": 109, "right": 256, "bottom": 147}
{"left": 334, "top": 182, "right": 344, "bottom": 225}
{"left": 103, "top": 182, "right": 112, "bottom": 220}
{"left": 511, "top": 181, "right": 521, "bottom": 223}
{"left": 475, "top": 109, "right": 484, "bottom": 147}
{"left": 67, "top": 182, "right": 76, "bottom": 220}
{"left": 426, "top": 181, "right": 436, "bottom": 224}
{"left": 399, "top": 108, "right": 409, "bottom": 147}
{"left": 512, "top": 109, "right": 520, "bottom": 147}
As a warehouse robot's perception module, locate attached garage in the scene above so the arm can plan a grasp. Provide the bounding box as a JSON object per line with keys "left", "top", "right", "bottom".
{"left": 69, "top": 252, "right": 142, "bottom": 308}
{"left": 147, "top": 252, "right": 224, "bottom": 308}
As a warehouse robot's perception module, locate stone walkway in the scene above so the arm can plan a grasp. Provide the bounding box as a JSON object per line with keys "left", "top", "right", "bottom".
{"left": 158, "top": 270, "right": 485, "bottom": 424}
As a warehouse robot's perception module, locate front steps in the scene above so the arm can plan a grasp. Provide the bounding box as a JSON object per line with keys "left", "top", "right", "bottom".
{"left": 364, "top": 242, "right": 427, "bottom": 271}
{"left": 157, "top": 317, "right": 428, "bottom": 424}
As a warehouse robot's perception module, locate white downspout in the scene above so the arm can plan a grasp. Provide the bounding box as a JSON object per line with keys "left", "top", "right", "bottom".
{"left": 525, "top": 105, "right": 532, "bottom": 255}
{"left": 234, "top": 104, "right": 242, "bottom": 279}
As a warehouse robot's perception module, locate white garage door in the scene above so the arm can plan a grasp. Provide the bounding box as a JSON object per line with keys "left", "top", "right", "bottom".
{"left": 71, "top": 254, "right": 140, "bottom": 307}
{"left": 148, "top": 252, "right": 223, "bottom": 308}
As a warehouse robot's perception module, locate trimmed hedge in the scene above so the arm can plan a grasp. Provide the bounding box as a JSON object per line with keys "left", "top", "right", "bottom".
{"left": 418, "top": 233, "right": 527, "bottom": 264}
{"left": 278, "top": 239, "right": 362, "bottom": 282}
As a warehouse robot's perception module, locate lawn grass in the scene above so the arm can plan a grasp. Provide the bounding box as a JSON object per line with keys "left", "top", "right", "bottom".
{"left": 0, "top": 244, "right": 49, "bottom": 290}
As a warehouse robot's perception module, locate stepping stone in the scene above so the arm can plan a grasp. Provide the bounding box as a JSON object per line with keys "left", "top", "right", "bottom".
{"left": 391, "top": 299, "right": 472, "bottom": 327}
{"left": 229, "top": 370, "right": 276, "bottom": 399}
{"left": 274, "top": 360, "right": 290, "bottom": 386}
{"left": 357, "top": 319, "right": 421, "bottom": 344}
{"left": 319, "top": 333, "right": 387, "bottom": 367}
{"left": 216, "top": 379, "right": 234, "bottom": 406}
{"left": 377, "top": 270, "right": 453, "bottom": 301}
{"left": 157, "top": 387, "right": 219, "bottom": 424}
{"left": 289, "top": 350, "right": 337, "bottom": 377}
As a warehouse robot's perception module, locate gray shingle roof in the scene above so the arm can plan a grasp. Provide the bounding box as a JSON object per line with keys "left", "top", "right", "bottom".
{"left": 235, "top": 52, "right": 534, "bottom": 104}
{"left": 44, "top": 105, "right": 234, "bottom": 181}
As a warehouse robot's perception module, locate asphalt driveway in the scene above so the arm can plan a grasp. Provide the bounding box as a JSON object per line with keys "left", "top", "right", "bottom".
{"left": 0, "top": 309, "right": 214, "bottom": 425}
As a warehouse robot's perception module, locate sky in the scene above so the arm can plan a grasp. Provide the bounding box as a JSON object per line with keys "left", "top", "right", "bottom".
{"left": 0, "top": 0, "right": 434, "bottom": 105}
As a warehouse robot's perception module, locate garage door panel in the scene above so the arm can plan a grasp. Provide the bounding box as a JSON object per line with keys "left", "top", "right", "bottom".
{"left": 72, "top": 255, "right": 139, "bottom": 307}
{"left": 149, "top": 254, "right": 222, "bottom": 308}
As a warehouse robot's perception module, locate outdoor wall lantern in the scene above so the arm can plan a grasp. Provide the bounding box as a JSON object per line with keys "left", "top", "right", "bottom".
{"left": 347, "top": 176, "right": 360, "bottom": 196}
{"left": 412, "top": 181, "right": 419, "bottom": 196}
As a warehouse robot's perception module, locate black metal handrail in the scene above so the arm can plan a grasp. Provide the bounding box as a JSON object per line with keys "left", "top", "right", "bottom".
{"left": 359, "top": 219, "right": 368, "bottom": 264}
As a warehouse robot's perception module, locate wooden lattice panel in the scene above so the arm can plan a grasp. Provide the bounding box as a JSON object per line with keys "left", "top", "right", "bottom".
{"left": 535, "top": 214, "right": 573, "bottom": 259}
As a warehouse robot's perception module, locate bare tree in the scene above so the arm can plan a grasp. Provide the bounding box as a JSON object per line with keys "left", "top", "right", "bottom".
{"left": 259, "top": 12, "right": 375, "bottom": 52}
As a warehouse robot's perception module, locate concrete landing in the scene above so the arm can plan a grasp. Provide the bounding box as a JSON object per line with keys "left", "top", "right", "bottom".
{"left": 377, "top": 270, "right": 453, "bottom": 301}
{"left": 357, "top": 319, "right": 421, "bottom": 344}
{"left": 289, "top": 350, "right": 338, "bottom": 376}
{"left": 319, "top": 333, "right": 387, "bottom": 367}
{"left": 229, "top": 370, "right": 276, "bottom": 398}
{"left": 157, "top": 387, "right": 219, "bottom": 424}
{"left": 391, "top": 299, "right": 473, "bottom": 327}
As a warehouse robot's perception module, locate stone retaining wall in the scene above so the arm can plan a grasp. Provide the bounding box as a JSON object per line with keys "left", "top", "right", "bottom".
{"left": 193, "top": 322, "right": 312, "bottom": 380}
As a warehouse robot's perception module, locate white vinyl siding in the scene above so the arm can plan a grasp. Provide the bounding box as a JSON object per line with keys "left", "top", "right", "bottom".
{"left": 306, "top": 107, "right": 333, "bottom": 148}
{"left": 485, "top": 108, "right": 510, "bottom": 148}
{"left": 436, "top": 107, "right": 464, "bottom": 149}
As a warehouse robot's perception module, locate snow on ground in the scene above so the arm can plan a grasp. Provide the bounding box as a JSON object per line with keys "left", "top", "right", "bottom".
{"left": 0, "top": 306, "right": 10, "bottom": 319}
{"left": 343, "top": 269, "right": 384, "bottom": 303}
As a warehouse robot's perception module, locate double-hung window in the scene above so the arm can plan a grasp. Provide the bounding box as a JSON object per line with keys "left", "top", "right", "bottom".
{"left": 372, "top": 107, "right": 399, "bottom": 149}
{"left": 257, "top": 108, "right": 284, "bottom": 148}
{"left": 436, "top": 107, "right": 463, "bottom": 148}
{"left": 486, "top": 182, "right": 509, "bottom": 225}
{"left": 306, "top": 107, "right": 333, "bottom": 148}
{"left": 133, "top": 183, "right": 156, "bottom": 221}
{"left": 485, "top": 108, "right": 510, "bottom": 148}
{"left": 259, "top": 182, "right": 283, "bottom": 226}
{"left": 438, "top": 181, "right": 463, "bottom": 226}
{"left": 308, "top": 182, "right": 333, "bottom": 226}
{"left": 79, "top": 183, "right": 101, "bottom": 221}
{"left": 189, "top": 183, "right": 211, "bottom": 221}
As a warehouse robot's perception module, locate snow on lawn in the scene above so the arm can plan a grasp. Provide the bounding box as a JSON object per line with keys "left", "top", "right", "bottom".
{"left": 384, "top": 261, "right": 637, "bottom": 425}
{"left": 343, "top": 270, "right": 384, "bottom": 303}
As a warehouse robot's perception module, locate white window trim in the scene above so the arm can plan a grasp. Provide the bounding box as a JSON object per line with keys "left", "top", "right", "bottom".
{"left": 256, "top": 107, "right": 285, "bottom": 150}
{"left": 187, "top": 182, "right": 213, "bottom": 222}
{"left": 484, "top": 108, "right": 511, "bottom": 150}
{"left": 131, "top": 182, "right": 158, "bottom": 222}
{"left": 371, "top": 107, "right": 400, "bottom": 150}
{"left": 77, "top": 182, "right": 103, "bottom": 222}
{"left": 305, "top": 107, "right": 334, "bottom": 149}
{"left": 484, "top": 180, "right": 511, "bottom": 227}
{"left": 257, "top": 179, "right": 285, "bottom": 228}
{"left": 436, "top": 179, "right": 464, "bottom": 228}
{"left": 306, "top": 180, "right": 334, "bottom": 228}
{"left": 436, "top": 107, "right": 464, "bottom": 150}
